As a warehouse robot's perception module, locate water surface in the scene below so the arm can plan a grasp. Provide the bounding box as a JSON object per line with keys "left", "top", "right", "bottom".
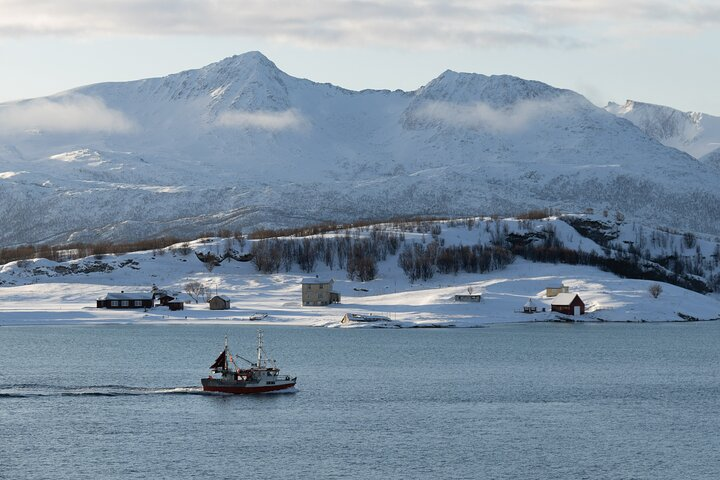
{"left": 1, "top": 322, "right": 718, "bottom": 479}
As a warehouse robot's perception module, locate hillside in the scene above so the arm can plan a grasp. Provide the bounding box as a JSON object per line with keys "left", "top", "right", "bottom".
{"left": 2, "top": 52, "right": 720, "bottom": 246}
{"left": 2, "top": 216, "right": 718, "bottom": 326}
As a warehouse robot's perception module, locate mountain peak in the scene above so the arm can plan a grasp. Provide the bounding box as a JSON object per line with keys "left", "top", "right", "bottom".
{"left": 213, "top": 51, "right": 279, "bottom": 71}
{"left": 148, "top": 51, "right": 291, "bottom": 108}
{"left": 418, "top": 70, "right": 574, "bottom": 108}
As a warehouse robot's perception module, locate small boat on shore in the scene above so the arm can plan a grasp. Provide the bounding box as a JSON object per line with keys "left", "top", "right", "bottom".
{"left": 201, "top": 331, "right": 297, "bottom": 394}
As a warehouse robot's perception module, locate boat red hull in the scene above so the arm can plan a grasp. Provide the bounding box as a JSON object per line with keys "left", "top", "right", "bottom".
{"left": 202, "top": 382, "right": 296, "bottom": 394}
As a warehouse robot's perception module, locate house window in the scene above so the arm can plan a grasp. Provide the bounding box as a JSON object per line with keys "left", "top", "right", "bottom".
{"left": 110, "top": 301, "right": 119, "bottom": 307}
{"left": 121, "top": 300, "right": 129, "bottom": 307}
{"left": 319, "top": 284, "right": 323, "bottom": 289}
{"left": 134, "top": 300, "right": 143, "bottom": 307}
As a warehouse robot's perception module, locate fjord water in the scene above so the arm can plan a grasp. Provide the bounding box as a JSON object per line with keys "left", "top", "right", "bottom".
{"left": 1, "top": 323, "right": 718, "bottom": 479}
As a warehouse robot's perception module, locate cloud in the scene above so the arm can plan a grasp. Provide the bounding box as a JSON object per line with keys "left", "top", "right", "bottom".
{"left": 0, "top": 94, "right": 135, "bottom": 134}
{"left": 215, "top": 109, "right": 307, "bottom": 131}
{"left": 412, "top": 98, "right": 577, "bottom": 133}
{"left": 0, "top": 0, "right": 718, "bottom": 48}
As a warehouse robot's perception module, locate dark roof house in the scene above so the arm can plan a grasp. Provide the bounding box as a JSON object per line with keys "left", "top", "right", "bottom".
{"left": 96, "top": 292, "right": 154, "bottom": 309}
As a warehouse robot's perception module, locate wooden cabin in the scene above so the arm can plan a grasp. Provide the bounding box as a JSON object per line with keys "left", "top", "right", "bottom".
{"left": 96, "top": 292, "right": 153, "bottom": 309}
{"left": 550, "top": 293, "right": 585, "bottom": 315}
{"left": 156, "top": 293, "right": 175, "bottom": 306}
{"left": 302, "top": 277, "right": 340, "bottom": 306}
{"left": 209, "top": 296, "right": 231, "bottom": 310}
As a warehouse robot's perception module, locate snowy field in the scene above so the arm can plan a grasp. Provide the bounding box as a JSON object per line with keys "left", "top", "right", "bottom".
{"left": 1, "top": 239, "right": 718, "bottom": 327}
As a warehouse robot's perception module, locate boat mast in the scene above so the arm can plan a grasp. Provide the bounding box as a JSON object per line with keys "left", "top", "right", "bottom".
{"left": 224, "top": 335, "right": 229, "bottom": 372}
{"left": 257, "top": 330, "right": 263, "bottom": 368}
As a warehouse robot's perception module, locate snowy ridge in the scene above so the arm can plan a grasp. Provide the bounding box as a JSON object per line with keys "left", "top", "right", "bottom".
{"left": 606, "top": 100, "right": 720, "bottom": 159}
{"left": 2, "top": 52, "right": 720, "bottom": 246}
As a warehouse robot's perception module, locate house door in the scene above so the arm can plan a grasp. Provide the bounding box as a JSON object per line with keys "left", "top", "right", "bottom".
{"left": 573, "top": 306, "right": 581, "bottom": 316}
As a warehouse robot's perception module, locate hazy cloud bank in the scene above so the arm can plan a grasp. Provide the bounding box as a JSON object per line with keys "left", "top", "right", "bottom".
{"left": 0, "top": 94, "right": 135, "bottom": 134}
{"left": 215, "top": 109, "right": 307, "bottom": 131}
{"left": 413, "top": 98, "right": 578, "bottom": 133}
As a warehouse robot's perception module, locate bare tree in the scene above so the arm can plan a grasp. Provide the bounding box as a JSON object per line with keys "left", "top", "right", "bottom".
{"left": 184, "top": 281, "right": 206, "bottom": 303}
{"left": 649, "top": 283, "right": 663, "bottom": 299}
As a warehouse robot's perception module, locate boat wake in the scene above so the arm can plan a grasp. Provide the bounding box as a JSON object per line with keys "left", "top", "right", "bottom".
{"left": 264, "top": 386, "right": 299, "bottom": 394}
{"left": 0, "top": 383, "right": 298, "bottom": 398}
{"left": 0, "top": 384, "right": 208, "bottom": 398}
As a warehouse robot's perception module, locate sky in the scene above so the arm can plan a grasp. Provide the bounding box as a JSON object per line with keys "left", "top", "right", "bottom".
{"left": 1, "top": 0, "right": 719, "bottom": 114}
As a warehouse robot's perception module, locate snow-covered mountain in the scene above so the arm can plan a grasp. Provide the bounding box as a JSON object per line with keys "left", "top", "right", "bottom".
{"left": 605, "top": 100, "right": 720, "bottom": 159}
{"left": 1, "top": 51, "right": 720, "bottom": 246}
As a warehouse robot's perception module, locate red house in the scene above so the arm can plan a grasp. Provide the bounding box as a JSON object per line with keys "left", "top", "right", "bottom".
{"left": 550, "top": 293, "right": 585, "bottom": 315}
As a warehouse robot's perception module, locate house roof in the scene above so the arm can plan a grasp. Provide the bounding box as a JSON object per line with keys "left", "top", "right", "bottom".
{"left": 209, "top": 295, "right": 230, "bottom": 302}
{"left": 98, "top": 292, "right": 153, "bottom": 301}
{"left": 524, "top": 299, "right": 536, "bottom": 308}
{"left": 550, "top": 293, "right": 582, "bottom": 306}
{"left": 302, "top": 277, "right": 333, "bottom": 285}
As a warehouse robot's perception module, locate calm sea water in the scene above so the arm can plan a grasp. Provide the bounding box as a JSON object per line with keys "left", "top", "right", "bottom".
{"left": 1, "top": 322, "right": 719, "bottom": 479}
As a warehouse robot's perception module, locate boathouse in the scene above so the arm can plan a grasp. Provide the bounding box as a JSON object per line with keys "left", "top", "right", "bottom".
{"left": 96, "top": 292, "right": 154, "bottom": 309}
{"left": 550, "top": 293, "right": 585, "bottom": 315}
{"left": 302, "top": 277, "right": 340, "bottom": 306}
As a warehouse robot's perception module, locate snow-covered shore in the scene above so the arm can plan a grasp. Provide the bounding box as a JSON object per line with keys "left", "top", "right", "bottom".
{"left": 1, "top": 255, "right": 718, "bottom": 327}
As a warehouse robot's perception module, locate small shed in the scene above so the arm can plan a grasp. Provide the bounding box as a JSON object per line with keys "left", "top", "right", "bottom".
{"left": 454, "top": 294, "right": 482, "bottom": 302}
{"left": 209, "top": 295, "right": 231, "bottom": 310}
{"left": 523, "top": 298, "right": 537, "bottom": 313}
{"left": 167, "top": 301, "right": 185, "bottom": 311}
{"left": 546, "top": 285, "right": 570, "bottom": 297}
{"left": 96, "top": 292, "right": 154, "bottom": 309}
{"left": 550, "top": 293, "right": 585, "bottom": 315}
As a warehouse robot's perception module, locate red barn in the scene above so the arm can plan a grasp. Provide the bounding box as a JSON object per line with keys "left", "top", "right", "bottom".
{"left": 550, "top": 293, "right": 585, "bottom": 315}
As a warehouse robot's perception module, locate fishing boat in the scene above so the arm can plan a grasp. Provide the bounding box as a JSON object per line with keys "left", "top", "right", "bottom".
{"left": 201, "top": 331, "right": 297, "bottom": 394}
